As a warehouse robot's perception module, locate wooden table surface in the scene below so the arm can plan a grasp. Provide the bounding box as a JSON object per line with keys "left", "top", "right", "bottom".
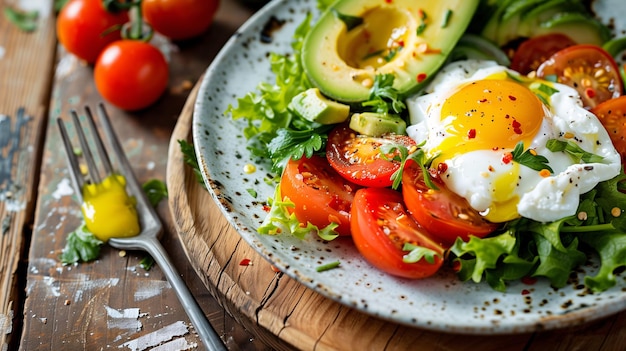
{"left": 1, "top": 0, "right": 626, "bottom": 350}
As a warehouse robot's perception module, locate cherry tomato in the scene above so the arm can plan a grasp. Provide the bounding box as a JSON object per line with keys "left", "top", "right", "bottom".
{"left": 510, "top": 33, "right": 576, "bottom": 75}
{"left": 351, "top": 187, "right": 444, "bottom": 279}
{"left": 326, "top": 124, "right": 416, "bottom": 187}
{"left": 591, "top": 96, "right": 626, "bottom": 163}
{"left": 141, "top": 0, "right": 220, "bottom": 40}
{"left": 280, "top": 155, "right": 361, "bottom": 236}
{"left": 56, "top": 0, "right": 129, "bottom": 64}
{"left": 401, "top": 161, "right": 498, "bottom": 246}
{"left": 94, "top": 41, "right": 169, "bottom": 111}
{"left": 536, "top": 44, "right": 623, "bottom": 109}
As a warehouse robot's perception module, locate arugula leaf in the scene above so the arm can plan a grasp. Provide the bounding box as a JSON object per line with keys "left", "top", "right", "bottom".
{"left": 60, "top": 224, "right": 103, "bottom": 264}
{"left": 579, "top": 231, "right": 626, "bottom": 292}
{"left": 178, "top": 139, "right": 206, "bottom": 189}
{"left": 531, "top": 234, "right": 586, "bottom": 288}
{"left": 546, "top": 139, "right": 604, "bottom": 163}
{"left": 402, "top": 243, "right": 441, "bottom": 264}
{"left": 361, "top": 74, "right": 407, "bottom": 115}
{"left": 511, "top": 141, "right": 553, "bottom": 173}
{"left": 258, "top": 185, "right": 339, "bottom": 241}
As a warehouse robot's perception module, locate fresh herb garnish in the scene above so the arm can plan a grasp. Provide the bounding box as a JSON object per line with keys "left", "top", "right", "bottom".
{"left": 139, "top": 256, "right": 155, "bottom": 271}
{"left": 3, "top": 6, "right": 38, "bottom": 32}
{"left": 60, "top": 224, "right": 104, "bottom": 264}
{"left": 331, "top": 8, "right": 363, "bottom": 31}
{"left": 379, "top": 143, "right": 438, "bottom": 190}
{"left": 441, "top": 9, "right": 453, "bottom": 28}
{"left": 142, "top": 179, "right": 168, "bottom": 207}
{"left": 402, "top": 243, "right": 441, "bottom": 264}
{"left": 266, "top": 126, "right": 330, "bottom": 174}
{"left": 511, "top": 141, "right": 553, "bottom": 173}
{"left": 361, "top": 74, "right": 407, "bottom": 115}
{"left": 546, "top": 139, "right": 605, "bottom": 163}
{"left": 178, "top": 139, "right": 206, "bottom": 189}
{"left": 258, "top": 186, "right": 340, "bottom": 241}
{"left": 416, "top": 9, "right": 428, "bottom": 35}
{"left": 316, "top": 261, "right": 341, "bottom": 272}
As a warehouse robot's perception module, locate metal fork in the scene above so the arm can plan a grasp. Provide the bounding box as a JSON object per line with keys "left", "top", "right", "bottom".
{"left": 57, "top": 104, "right": 227, "bottom": 351}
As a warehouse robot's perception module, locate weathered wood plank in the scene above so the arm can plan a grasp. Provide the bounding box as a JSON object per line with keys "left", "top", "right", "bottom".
{"left": 0, "top": 1, "right": 56, "bottom": 349}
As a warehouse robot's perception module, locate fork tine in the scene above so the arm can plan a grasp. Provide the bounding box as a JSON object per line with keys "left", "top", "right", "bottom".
{"left": 56, "top": 118, "right": 85, "bottom": 203}
{"left": 71, "top": 110, "right": 101, "bottom": 184}
{"left": 84, "top": 106, "right": 114, "bottom": 176}
{"left": 94, "top": 103, "right": 161, "bottom": 230}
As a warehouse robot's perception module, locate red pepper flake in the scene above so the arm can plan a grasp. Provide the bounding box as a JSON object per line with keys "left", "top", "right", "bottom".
{"left": 417, "top": 73, "right": 427, "bottom": 83}
{"left": 479, "top": 98, "right": 488, "bottom": 103}
{"left": 512, "top": 119, "right": 522, "bottom": 135}
{"left": 239, "top": 258, "right": 252, "bottom": 266}
{"left": 397, "top": 40, "right": 405, "bottom": 47}
{"left": 385, "top": 0, "right": 393, "bottom": 3}
{"left": 502, "top": 152, "right": 513, "bottom": 164}
{"left": 262, "top": 204, "right": 271, "bottom": 212}
{"left": 585, "top": 87, "right": 596, "bottom": 98}
{"left": 521, "top": 289, "right": 531, "bottom": 295}
{"left": 417, "top": 8, "right": 426, "bottom": 19}
{"left": 508, "top": 95, "right": 517, "bottom": 101}
{"left": 521, "top": 276, "right": 538, "bottom": 285}
{"left": 437, "top": 162, "right": 448, "bottom": 174}
{"left": 467, "top": 128, "right": 476, "bottom": 139}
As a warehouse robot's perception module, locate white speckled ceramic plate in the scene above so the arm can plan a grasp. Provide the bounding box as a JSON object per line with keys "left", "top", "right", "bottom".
{"left": 193, "top": 0, "right": 626, "bottom": 334}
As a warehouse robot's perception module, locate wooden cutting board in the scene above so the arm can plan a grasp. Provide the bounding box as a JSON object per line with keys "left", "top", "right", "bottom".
{"left": 166, "top": 81, "right": 626, "bottom": 351}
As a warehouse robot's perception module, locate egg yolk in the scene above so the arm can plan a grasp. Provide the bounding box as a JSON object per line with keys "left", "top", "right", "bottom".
{"left": 81, "top": 174, "right": 140, "bottom": 242}
{"left": 434, "top": 79, "right": 545, "bottom": 159}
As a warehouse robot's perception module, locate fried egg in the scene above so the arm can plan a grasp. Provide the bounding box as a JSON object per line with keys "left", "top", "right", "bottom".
{"left": 406, "top": 60, "right": 621, "bottom": 223}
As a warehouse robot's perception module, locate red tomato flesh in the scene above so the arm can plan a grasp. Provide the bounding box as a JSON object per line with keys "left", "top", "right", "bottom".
{"left": 510, "top": 33, "right": 577, "bottom": 75}
{"left": 536, "top": 44, "right": 623, "bottom": 109}
{"left": 280, "top": 155, "right": 361, "bottom": 236}
{"left": 591, "top": 95, "right": 626, "bottom": 163}
{"left": 351, "top": 187, "right": 444, "bottom": 279}
{"left": 326, "top": 124, "right": 416, "bottom": 187}
{"left": 402, "top": 161, "right": 499, "bottom": 246}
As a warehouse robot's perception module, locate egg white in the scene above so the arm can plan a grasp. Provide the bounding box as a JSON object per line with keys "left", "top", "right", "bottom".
{"left": 406, "top": 60, "right": 621, "bottom": 223}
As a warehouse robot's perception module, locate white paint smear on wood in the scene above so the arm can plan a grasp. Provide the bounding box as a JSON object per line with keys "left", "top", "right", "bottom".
{"left": 119, "top": 321, "right": 189, "bottom": 351}
{"left": 134, "top": 280, "right": 171, "bottom": 301}
{"left": 105, "top": 306, "right": 142, "bottom": 332}
{"left": 52, "top": 178, "right": 74, "bottom": 200}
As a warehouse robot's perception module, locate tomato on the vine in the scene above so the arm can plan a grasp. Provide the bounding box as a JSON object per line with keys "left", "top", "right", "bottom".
{"left": 591, "top": 96, "right": 626, "bottom": 163}
{"left": 510, "top": 33, "right": 576, "bottom": 75}
{"left": 351, "top": 187, "right": 444, "bottom": 279}
{"left": 280, "top": 155, "right": 361, "bottom": 236}
{"left": 402, "top": 161, "right": 498, "bottom": 246}
{"left": 94, "top": 40, "right": 169, "bottom": 111}
{"left": 326, "top": 124, "right": 416, "bottom": 187}
{"left": 536, "top": 44, "right": 623, "bottom": 109}
{"left": 141, "top": 0, "right": 220, "bottom": 40}
{"left": 57, "top": 0, "right": 129, "bottom": 63}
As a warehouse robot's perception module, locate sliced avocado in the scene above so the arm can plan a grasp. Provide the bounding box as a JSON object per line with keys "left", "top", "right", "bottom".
{"left": 481, "top": 0, "right": 597, "bottom": 46}
{"left": 288, "top": 88, "right": 350, "bottom": 124}
{"left": 302, "top": 0, "right": 480, "bottom": 103}
{"left": 450, "top": 34, "right": 511, "bottom": 66}
{"left": 349, "top": 112, "right": 406, "bottom": 137}
{"left": 533, "top": 12, "right": 611, "bottom": 46}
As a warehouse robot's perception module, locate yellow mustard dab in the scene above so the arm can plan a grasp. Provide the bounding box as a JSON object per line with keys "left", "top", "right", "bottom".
{"left": 81, "top": 174, "right": 140, "bottom": 242}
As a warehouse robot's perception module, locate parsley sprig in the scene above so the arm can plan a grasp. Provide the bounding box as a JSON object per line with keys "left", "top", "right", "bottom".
{"left": 361, "top": 74, "right": 407, "bottom": 115}
{"left": 511, "top": 141, "right": 553, "bottom": 173}
{"left": 379, "top": 143, "right": 439, "bottom": 190}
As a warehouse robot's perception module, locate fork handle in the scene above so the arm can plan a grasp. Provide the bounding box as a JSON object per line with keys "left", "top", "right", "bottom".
{"left": 138, "top": 236, "right": 227, "bottom": 351}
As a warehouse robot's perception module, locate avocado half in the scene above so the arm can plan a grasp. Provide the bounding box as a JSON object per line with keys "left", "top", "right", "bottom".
{"left": 302, "top": 0, "right": 480, "bottom": 103}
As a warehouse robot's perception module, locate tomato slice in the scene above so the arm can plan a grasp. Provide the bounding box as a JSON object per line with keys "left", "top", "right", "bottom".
{"left": 536, "top": 44, "right": 623, "bottom": 109}
{"left": 280, "top": 155, "right": 361, "bottom": 236}
{"left": 591, "top": 95, "right": 626, "bottom": 163}
{"left": 510, "top": 33, "right": 577, "bottom": 75}
{"left": 401, "top": 161, "right": 499, "bottom": 246}
{"left": 351, "top": 187, "right": 444, "bottom": 279}
{"left": 326, "top": 124, "right": 416, "bottom": 187}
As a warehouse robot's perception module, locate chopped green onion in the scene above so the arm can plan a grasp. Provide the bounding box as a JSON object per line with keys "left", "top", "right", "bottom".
{"left": 316, "top": 261, "right": 340, "bottom": 272}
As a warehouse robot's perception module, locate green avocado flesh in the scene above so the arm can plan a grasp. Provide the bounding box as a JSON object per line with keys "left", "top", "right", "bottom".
{"left": 302, "top": 0, "right": 480, "bottom": 103}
